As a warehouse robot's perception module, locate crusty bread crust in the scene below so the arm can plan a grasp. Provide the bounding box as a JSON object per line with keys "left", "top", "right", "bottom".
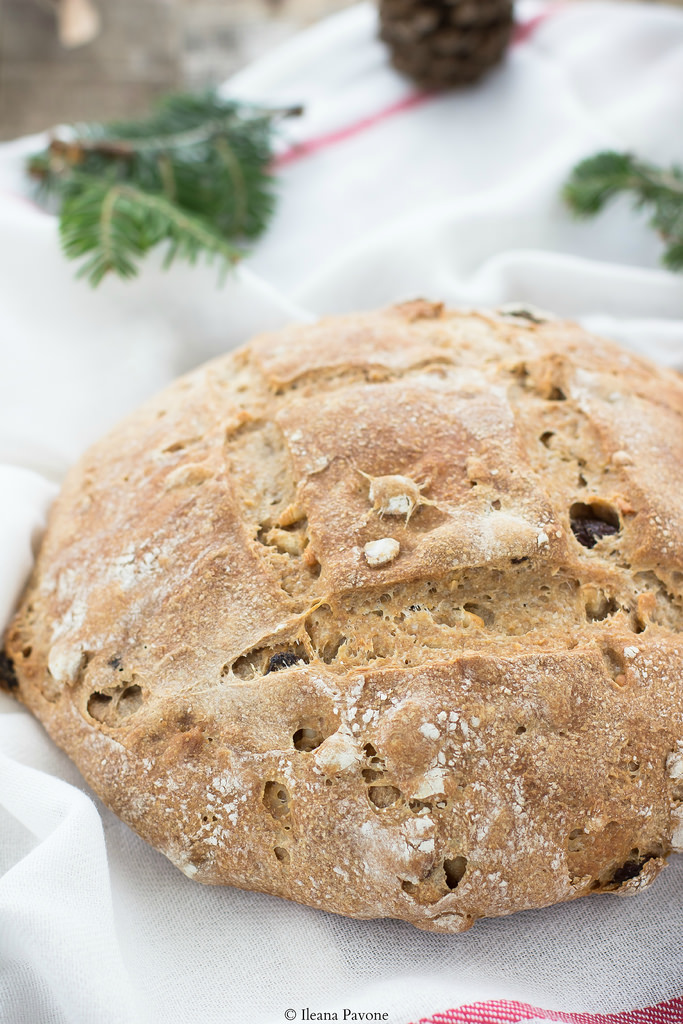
{"left": 5, "top": 302, "right": 683, "bottom": 932}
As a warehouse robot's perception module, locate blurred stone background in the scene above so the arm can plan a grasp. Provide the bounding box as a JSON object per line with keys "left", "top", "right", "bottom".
{"left": 0, "top": 0, "right": 356, "bottom": 140}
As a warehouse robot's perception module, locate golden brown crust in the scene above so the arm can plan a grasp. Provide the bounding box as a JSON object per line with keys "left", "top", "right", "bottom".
{"left": 5, "top": 302, "right": 683, "bottom": 932}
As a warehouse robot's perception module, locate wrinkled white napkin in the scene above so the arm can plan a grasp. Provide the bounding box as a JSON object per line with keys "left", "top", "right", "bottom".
{"left": 1, "top": 3, "right": 682, "bottom": 1022}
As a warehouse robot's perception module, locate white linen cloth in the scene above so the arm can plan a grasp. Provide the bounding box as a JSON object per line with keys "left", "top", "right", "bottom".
{"left": 1, "top": 3, "right": 682, "bottom": 1022}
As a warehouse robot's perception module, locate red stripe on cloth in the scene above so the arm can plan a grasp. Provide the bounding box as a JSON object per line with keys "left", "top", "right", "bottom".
{"left": 512, "top": 4, "right": 566, "bottom": 45}
{"left": 272, "top": 6, "right": 561, "bottom": 170}
{"left": 273, "top": 90, "right": 432, "bottom": 169}
{"left": 416, "top": 995, "right": 683, "bottom": 1024}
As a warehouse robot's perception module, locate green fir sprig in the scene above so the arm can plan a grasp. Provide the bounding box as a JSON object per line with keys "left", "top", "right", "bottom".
{"left": 563, "top": 150, "right": 683, "bottom": 272}
{"left": 27, "top": 91, "right": 301, "bottom": 286}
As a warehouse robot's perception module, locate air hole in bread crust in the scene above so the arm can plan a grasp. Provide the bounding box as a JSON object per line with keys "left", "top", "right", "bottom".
{"left": 601, "top": 644, "right": 627, "bottom": 686}
{"left": 263, "top": 781, "right": 291, "bottom": 819}
{"left": 87, "top": 692, "right": 113, "bottom": 722}
{"left": 444, "top": 855, "right": 468, "bottom": 889}
{"left": 567, "top": 829, "right": 587, "bottom": 853}
{"left": 463, "top": 602, "right": 494, "bottom": 628}
{"left": 584, "top": 589, "right": 619, "bottom": 622}
{"left": 368, "top": 785, "right": 402, "bottom": 809}
{"left": 87, "top": 683, "right": 144, "bottom": 725}
{"left": 118, "top": 684, "right": 143, "bottom": 717}
{"left": 293, "top": 726, "right": 325, "bottom": 752}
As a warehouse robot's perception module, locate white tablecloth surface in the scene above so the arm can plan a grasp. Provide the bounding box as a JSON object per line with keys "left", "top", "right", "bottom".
{"left": 0, "top": 3, "right": 682, "bottom": 1022}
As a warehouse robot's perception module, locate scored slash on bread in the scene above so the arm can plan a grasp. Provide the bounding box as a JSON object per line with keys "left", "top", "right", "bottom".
{"left": 3, "top": 301, "right": 683, "bottom": 931}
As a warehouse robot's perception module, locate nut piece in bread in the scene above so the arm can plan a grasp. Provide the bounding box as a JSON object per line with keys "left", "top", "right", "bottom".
{"left": 4, "top": 302, "right": 683, "bottom": 932}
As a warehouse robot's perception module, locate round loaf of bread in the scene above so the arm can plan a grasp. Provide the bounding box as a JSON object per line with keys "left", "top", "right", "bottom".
{"left": 4, "top": 302, "right": 683, "bottom": 932}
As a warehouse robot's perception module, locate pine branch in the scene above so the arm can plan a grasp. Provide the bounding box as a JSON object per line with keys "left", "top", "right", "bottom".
{"left": 27, "top": 90, "right": 301, "bottom": 286}
{"left": 563, "top": 150, "right": 683, "bottom": 272}
{"left": 59, "top": 178, "right": 241, "bottom": 285}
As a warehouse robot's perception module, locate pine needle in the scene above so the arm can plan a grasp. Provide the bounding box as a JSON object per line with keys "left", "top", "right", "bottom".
{"left": 27, "top": 90, "right": 300, "bottom": 286}
{"left": 563, "top": 150, "right": 683, "bottom": 272}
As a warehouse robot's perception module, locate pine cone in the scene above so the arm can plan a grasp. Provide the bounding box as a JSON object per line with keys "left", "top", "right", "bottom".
{"left": 379, "top": 0, "right": 514, "bottom": 89}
